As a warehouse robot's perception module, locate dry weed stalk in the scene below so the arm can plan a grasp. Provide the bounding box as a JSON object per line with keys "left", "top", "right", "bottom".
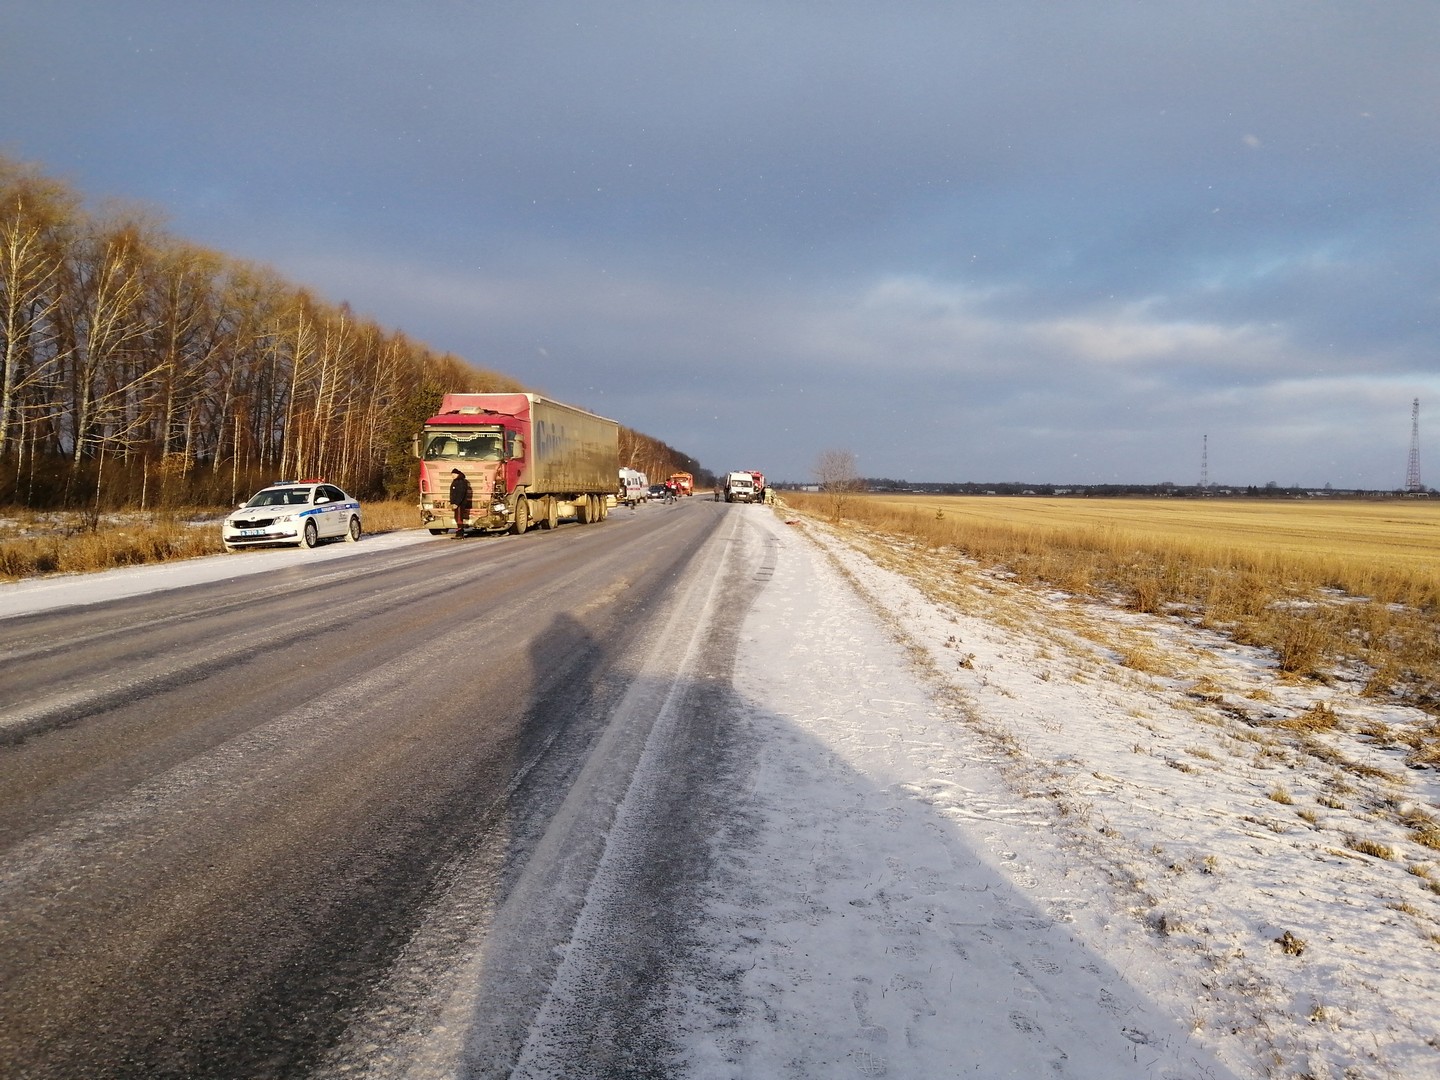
{"left": 1280, "top": 702, "right": 1341, "bottom": 733}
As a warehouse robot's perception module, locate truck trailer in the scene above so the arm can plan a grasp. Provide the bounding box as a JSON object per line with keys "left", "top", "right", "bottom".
{"left": 414, "top": 393, "right": 619, "bottom": 535}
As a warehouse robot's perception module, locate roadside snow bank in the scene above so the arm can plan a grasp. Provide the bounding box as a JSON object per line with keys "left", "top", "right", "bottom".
{"left": 674, "top": 507, "right": 1440, "bottom": 1079}
{"left": 0, "top": 529, "right": 438, "bottom": 620}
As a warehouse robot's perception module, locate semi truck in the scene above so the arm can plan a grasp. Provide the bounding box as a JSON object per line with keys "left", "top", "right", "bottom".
{"left": 414, "top": 392, "right": 619, "bottom": 535}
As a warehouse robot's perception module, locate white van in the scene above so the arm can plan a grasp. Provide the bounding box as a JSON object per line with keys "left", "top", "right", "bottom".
{"left": 725, "top": 472, "right": 757, "bottom": 503}
{"left": 619, "top": 468, "right": 649, "bottom": 507}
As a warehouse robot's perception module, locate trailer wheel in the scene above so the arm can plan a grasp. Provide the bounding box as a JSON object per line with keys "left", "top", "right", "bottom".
{"left": 540, "top": 496, "right": 558, "bottom": 530}
{"left": 512, "top": 496, "right": 529, "bottom": 535}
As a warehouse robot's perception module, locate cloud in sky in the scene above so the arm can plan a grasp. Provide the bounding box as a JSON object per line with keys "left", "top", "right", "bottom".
{"left": 2, "top": 1, "right": 1437, "bottom": 485}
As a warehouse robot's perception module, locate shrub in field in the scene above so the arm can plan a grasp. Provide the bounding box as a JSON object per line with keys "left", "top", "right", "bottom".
{"left": 1126, "top": 569, "right": 1165, "bottom": 614}
{"left": 1271, "top": 609, "right": 1333, "bottom": 676}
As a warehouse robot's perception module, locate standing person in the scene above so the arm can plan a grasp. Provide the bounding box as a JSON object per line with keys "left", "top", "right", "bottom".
{"left": 450, "top": 468, "right": 472, "bottom": 537}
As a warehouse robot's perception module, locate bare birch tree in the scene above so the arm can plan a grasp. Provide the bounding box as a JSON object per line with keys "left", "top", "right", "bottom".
{"left": 0, "top": 155, "right": 706, "bottom": 510}
{"left": 815, "top": 447, "right": 863, "bottom": 521}
{"left": 0, "top": 167, "right": 72, "bottom": 460}
{"left": 56, "top": 220, "right": 150, "bottom": 467}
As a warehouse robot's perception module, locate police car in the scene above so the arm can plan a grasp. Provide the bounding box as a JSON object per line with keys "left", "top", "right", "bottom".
{"left": 221, "top": 480, "right": 362, "bottom": 550}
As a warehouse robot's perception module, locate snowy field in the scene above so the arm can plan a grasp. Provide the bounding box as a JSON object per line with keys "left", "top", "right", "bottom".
{"left": 669, "top": 506, "right": 1440, "bottom": 1080}
{"left": 4, "top": 508, "right": 1439, "bottom": 1079}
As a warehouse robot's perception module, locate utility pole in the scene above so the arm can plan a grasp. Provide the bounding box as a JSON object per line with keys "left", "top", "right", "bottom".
{"left": 1405, "top": 399, "right": 1423, "bottom": 493}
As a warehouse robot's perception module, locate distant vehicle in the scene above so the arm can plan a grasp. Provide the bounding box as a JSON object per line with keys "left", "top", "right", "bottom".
{"left": 222, "top": 481, "right": 361, "bottom": 550}
{"left": 725, "top": 471, "right": 758, "bottom": 503}
{"left": 668, "top": 471, "right": 695, "bottom": 496}
{"left": 619, "top": 467, "right": 649, "bottom": 507}
{"left": 649, "top": 483, "right": 668, "bottom": 499}
{"left": 413, "top": 393, "right": 619, "bottom": 535}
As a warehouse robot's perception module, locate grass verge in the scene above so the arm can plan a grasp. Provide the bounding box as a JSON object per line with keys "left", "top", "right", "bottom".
{"left": 0, "top": 499, "right": 422, "bottom": 581}
{"left": 783, "top": 492, "right": 1440, "bottom": 743}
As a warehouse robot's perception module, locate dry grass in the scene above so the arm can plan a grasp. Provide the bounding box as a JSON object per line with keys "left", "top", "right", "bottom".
{"left": 1275, "top": 930, "right": 1307, "bottom": 956}
{"left": 0, "top": 511, "right": 223, "bottom": 578}
{"left": 1345, "top": 835, "right": 1397, "bottom": 860}
{"left": 358, "top": 499, "right": 423, "bottom": 533}
{"left": 1279, "top": 702, "right": 1342, "bottom": 733}
{"left": 0, "top": 499, "right": 423, "bottom": 581}
{"left": 855, "top": 494, "right": 1439, "bottom": 593}
{"left": 785, "top": 493, "right": 1440, "bottom": 739}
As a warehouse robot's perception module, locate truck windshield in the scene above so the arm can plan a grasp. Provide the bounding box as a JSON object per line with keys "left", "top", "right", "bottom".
{"left": 423, "top": 432, "right": 503, "bottom": 460}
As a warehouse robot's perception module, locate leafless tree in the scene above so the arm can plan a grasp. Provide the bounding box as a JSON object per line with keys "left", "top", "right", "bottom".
{"left": 0, "top": 166, "right": 72, "bottom": 460}
{"left": 0, "top": 154, "right": 705, "bottom": 510}
{"left": 815, "top": 447, "right": 863, "bottom": 521}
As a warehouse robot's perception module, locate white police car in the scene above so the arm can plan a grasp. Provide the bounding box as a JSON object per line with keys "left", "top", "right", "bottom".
{"left": 222, "top": 480, "right": 362, "bottom": 551}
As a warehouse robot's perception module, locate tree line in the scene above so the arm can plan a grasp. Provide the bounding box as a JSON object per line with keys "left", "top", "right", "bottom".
{"left": 0, "top": 155, "right": 702, "bottom": 510}
{"left": 618, "top": 427, "right": 710, "bottom": 491}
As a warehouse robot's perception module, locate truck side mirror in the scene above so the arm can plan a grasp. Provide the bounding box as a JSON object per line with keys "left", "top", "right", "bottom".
{"left": 411, "top": 434, "right": 422, "bottom": 459}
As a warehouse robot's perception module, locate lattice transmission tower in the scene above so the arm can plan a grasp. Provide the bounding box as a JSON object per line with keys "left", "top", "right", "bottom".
{"left": 1199, "top": 433, "right": 1208, "bottom": 491}
{"left": 1405, "top": 398, "right": 1423, "bottom": 493}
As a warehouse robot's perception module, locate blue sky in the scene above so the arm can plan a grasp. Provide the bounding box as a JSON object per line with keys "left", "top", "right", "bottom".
{"left": 3, "top": 2, "right": 1437, "bottom": 486}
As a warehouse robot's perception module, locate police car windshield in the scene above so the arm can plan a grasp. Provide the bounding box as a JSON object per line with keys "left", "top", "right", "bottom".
{"left": 246, "top": 488, "right": 312, "bottom": 508}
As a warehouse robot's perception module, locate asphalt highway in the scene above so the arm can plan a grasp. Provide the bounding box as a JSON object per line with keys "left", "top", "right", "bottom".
{"left": 0, "top": 498, "right": 770, "bottom": 1079}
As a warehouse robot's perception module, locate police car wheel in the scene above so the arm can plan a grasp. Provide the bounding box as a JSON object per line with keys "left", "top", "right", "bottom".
{"left": 346, "top": 515, "right": 361, "bottom": 542}
{"left": 301, "top": 520, "right": 319, "bottom": 548}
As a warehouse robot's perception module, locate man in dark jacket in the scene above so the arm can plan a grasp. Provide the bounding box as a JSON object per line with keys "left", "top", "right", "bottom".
{"left": 450, "top": 468, "right": 472, "bottom": 537}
